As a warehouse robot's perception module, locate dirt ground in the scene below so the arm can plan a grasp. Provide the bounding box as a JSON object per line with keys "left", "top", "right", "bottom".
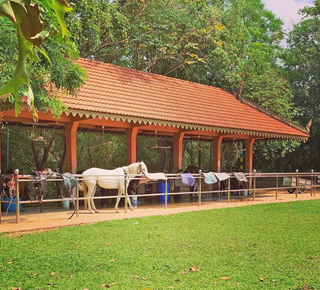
{"left": 1, "top": 191, "right": 319, "bottom": 234}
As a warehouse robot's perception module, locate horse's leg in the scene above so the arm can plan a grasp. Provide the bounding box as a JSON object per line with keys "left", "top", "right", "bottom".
{"left": 36, "top": 186, "right": 43, "bottom": 213}
{"left": 91, "top": 184, "right": 99, "bottom": 213}
{"left": 193, "top": 183, "right": 199, "bottom": 199}
{"left": 114, "top": 187, "right": 124, "bottom": 213}
{"left": 86, "top": 184, "right": 95, "bottom": 213}
{"left": 190, "top": 185, "right": 195, "bottom": 199}
{"left": 82, "top": 181, "right": 87, "bottom": 210}
{"left": 114, "top": 191, "right": 121, "bottom": 213}
{"left": 125, "top": 186, "right": 134, "bottom": 211}
{"left": 88, "top": 184, "right": 99, "bottom": 213}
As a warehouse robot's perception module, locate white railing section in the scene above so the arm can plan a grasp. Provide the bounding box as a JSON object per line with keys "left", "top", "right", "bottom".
{"left": 0, "top": 170, "right": 319, "bottom": 224}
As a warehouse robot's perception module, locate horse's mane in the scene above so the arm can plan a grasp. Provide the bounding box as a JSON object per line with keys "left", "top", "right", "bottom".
{"left": 125, "top": 162, "right": 140, "bottom": 175}
{"left": 124, "top": 161, "right": 148, "bottom": 176}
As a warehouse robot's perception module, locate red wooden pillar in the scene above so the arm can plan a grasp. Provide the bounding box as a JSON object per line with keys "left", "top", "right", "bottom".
{"left": 244, "top": 138, "right": 255, "bottom": 173}
{"left": 173, "top": 131, "right": 185, "bottom": 171}
{"left": 212, "top": 135, "right": 223, "bottom": 172}
{"left": 65, "top": 121, "right": 79, "bottom": 173}
{"left": 126, "top": 127, "right": 138, "bottom": 164}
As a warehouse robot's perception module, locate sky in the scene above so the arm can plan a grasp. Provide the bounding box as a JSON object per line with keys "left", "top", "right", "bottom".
{"left": 261, "top": 0, "right": 314, "bottom": 33}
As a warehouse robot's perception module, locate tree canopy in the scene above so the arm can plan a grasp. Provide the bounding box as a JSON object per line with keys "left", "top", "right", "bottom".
{"left": 1, "top": 0, "right": 319, "bottom": 172}
{"left": 283, "top": 0, "right": 320, "bottom": 171}
{"left": 0, "top": 0, "right": 85, "bottom": 119}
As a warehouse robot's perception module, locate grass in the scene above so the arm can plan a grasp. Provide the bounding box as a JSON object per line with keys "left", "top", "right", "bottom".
{"left": 1, "top": 200, "right": 320, "bottom": 289}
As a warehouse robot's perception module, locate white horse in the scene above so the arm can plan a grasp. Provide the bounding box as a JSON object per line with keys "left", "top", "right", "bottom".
{"left": 82, "top": 162, "right": 148, "bottom": 213}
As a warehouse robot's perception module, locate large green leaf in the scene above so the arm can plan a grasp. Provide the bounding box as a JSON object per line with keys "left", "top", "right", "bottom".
{"left": 0, "top": 0, "right": 71, "bottom": 118}
{"left": 51, "top": 0, "right": 72, "bottom": 38}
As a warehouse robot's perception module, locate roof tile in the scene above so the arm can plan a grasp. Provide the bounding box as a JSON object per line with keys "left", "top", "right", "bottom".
{"left": 58, "top": 58, "right": 308, "bottom": 139}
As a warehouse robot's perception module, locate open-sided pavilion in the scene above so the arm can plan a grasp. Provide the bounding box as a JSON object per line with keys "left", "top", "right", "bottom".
{"left": 1, "top": 58, "right": 309, "bottom": 173}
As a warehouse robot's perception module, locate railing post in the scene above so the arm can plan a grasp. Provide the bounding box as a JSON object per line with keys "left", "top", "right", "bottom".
{"left": 124, "top": 169, "right": 128, "bottom": 213}
{"left": 165, "top": 179, "right": 168, "bottom": 209}
{"left": 295, "top": 169, "right": 299, "bottom": 199}
{"left": 198, "top": 170, "right": 202, "bottom": 207}
{"left": 227, "top": 175, "right": 231, "bottom": 204}
{"left": 276, "top": 173, "right": 278, "bottom": 200}
{"left": 249, "top": 170, "right": 252, "bottom": 195}
{"left": 15, "top": 175, "right": 20, "bottom": 224}
{"left": 253, "top": 169, "right": 256, "bottom": 202}
{"left": 76, "top": 179, "right": 79, "bottom": 218}
{"left": 311, "top": 169, "right": 314, "bottom": 197}
{"left": 314, "top": 171, "right": 317, "bottom": 197}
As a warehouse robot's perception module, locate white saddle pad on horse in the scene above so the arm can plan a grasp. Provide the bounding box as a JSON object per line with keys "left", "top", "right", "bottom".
{"left": 179, "top": 173, "right": 195, "bottom": 187}
{"left": 203, "top": 172, "right": 218, "bottom": 184}
{"left": 232, "top": 172, "right": 248, "bottom": 182}
{"left": 213, "top": 172, "right": 230, "bottom": 181}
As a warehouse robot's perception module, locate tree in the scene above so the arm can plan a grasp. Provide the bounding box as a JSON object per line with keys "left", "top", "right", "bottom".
{"left": 284, "top": 0, "right": 320, "bottom": 170}
{"left": 206, "top": 0, "right": 302, "bottom": 172}
{"left": 0, "top": 0, "right": 85, "bottom": 118}
{"left": 67, "top": 0, "right": 225, "bottom": 77}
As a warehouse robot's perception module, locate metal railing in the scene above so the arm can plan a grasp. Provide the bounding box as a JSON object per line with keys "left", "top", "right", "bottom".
{"left": 1, "top": 170, "right": 319, "bottom": 224}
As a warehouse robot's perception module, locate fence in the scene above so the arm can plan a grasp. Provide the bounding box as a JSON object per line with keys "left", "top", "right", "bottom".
{"left": 1, "top": 170, "right": 319, "bottom": 224}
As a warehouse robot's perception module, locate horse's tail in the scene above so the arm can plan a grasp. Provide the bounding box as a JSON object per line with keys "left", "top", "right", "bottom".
{"left": 82, "top": 180, "right": 88, "bottom": 210}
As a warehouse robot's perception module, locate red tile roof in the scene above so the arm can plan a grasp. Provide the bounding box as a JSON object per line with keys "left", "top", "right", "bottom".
{"left": 58, "top": 58, "right": 308, "bottom": 140}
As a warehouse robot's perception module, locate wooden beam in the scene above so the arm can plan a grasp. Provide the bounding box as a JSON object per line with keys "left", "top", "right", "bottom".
{"left": 137, "top": 124, "right": 180, "bottom": 134}
{"left": 182, "top": 130, "right": 219, "bottom": 137}
{"left": 126, "top": 127, "right": 139, "bottom": 164}
{"left": 173, "top": 131, "right": 185, "bottom": 171}
{"left": 212, "top": 135, "right": 223, "bottom": 172}
{"left": 244, "top": 138, "right": 255, "bottom": 173}
{"left": 65, "top": 121, "right": 79, "bottom": 173}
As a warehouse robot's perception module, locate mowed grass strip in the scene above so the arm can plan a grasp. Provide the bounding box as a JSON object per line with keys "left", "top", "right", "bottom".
{"left": 0, "top": 200, "right": 320, "bottom": 289}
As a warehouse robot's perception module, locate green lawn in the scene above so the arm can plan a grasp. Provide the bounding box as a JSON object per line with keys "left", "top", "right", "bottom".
{"left": 1, "top": 200, "right": 320, "bottom": 289}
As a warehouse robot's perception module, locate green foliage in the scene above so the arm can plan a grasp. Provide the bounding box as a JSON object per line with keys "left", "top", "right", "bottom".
{"left": 1, "top": 0, "right": 313, "bottom": 173}
{"left": 76, "top": 132, "right": 126, "bottom": 171}
{"left": 1, "top": 200, "right": 320, "bottom": 288}
{"left": 284, "top": 0, "right": 320, "bottom": 170}
{"left": 68, "top": 0, "right": 224, "bottom": 76}
{"left": 204, "top": 0, "right": 284, "bottom": 94}
{"left": 0, "top": 127, "right": 65, "bottom": 173}
{"left": 253, "top": 140, "right": 301, "bottom": 172}
{"left": 183, "top": 140, "right": 212, "bottom": 171}
{"left": 242, "top": 68, "right": 295, "bottom": 119}
{"left": 0, "top": 0, "right": 85, "bottom": 118}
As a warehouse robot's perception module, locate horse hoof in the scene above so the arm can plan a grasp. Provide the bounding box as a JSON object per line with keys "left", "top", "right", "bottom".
{"left": 95, "top": 210, "right": 100, "bottom": 213}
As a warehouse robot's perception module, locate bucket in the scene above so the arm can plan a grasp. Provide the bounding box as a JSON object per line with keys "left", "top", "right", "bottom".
{"left": 1, "top": 198, "right": 22, "bottom": 212}
{"left": 157, "top": 182, "right": 170, "bottom": 203}
{"left": 131, "top": 195, "right": 138, "bottom": 208}
{"left": 61, "top": 198, "right": 70, "bottom": 209}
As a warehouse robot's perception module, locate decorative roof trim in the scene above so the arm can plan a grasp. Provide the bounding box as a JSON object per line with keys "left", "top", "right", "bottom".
{"left": 64, "top": 109, "right": 308, "bottom": 141}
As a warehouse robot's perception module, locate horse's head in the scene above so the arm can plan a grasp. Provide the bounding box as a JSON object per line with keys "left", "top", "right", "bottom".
{"left": 138, "top": 161, "right": 149, "bottom": 175}
{"left": 184, "top": 165, "right": 201, "bottom": 173}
